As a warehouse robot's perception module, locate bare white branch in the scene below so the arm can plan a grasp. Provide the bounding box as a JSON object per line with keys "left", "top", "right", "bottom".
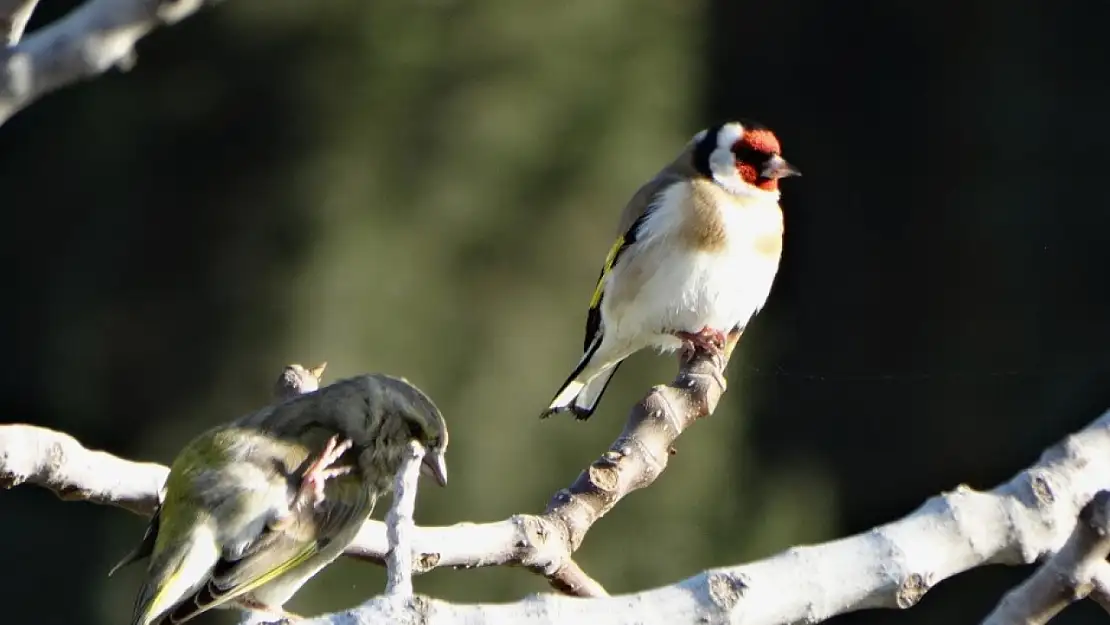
{"left": 384, "top": 441, "right": 425, "bottom": 598}
{"left": 981, "top": 489, "right": 1110, "bottom": 624}
{"left": 1, "top": 0, "right": 38, "bottom": 45}
{"left": 0, "top": 423, "right": 168, "bottom": 514}
{"left": 5, "top": 386, "right": 1110, "bottom": 622}
{"left": 0, "top": 0, "right": 216, "bottom": 126}
{"left": 0, "top": 347, "right": 735, "bottom": 599}
{"left": 1090, "top": 571, "right": 1110, "bottom": 614}
{"left": 292, "top": 407, "right": 1110, "bottom": 624}
{"left": 0, "top": 422, "right": 584, "bottom": 581}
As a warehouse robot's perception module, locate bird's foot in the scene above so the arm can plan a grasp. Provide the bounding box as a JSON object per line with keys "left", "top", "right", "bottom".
{"left": 674, "top": 327, "right": 727, "bottom": 359}
{"left": 238, "top": 596, "right": 302, "bottom": 623}
{"left": 674, "top": 327, "right": 729, "bottom": 391}
{"left": 297, "top": 435, "right": 354, "bottom": 509}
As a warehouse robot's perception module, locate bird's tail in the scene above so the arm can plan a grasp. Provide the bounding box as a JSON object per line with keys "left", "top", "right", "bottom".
{"left": 130, "top": 531, "right": 219, "bottom": 625}
{"left": 109, "top": 505, "right": 162, "bottom": 577}
{"left": 541, "top": 336, "right": 625, "bottom": 421}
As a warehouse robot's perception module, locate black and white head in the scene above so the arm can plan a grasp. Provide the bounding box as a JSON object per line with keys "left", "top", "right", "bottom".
{"left": 692, "top": 120, "right": 800, "bottom": 198}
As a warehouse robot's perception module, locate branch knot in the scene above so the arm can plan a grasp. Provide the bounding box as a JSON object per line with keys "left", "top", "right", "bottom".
{"left": 706, "top": 571, "right": 749, "bottom": 613}
{"left": 895, "top": 572, "right": 931, "bottom": 608}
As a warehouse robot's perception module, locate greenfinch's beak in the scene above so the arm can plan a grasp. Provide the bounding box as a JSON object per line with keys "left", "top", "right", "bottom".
{"left": 421, "top": 450, "right": 448, "bottom": 487}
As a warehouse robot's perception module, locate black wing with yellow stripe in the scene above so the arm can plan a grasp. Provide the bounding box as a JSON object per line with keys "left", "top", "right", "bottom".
{"left": 583, "top": 210, "right": 652, "bottom": 351}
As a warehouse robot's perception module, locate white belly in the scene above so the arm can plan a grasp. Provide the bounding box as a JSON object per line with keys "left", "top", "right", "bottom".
{"left": 602, "top": 241, "right": 780, "bottom": 352}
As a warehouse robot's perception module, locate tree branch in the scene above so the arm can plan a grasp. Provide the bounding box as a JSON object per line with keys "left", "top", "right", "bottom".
{"left": 0, "top": 0, "right": 217, "bottom": 126}
{"left": 384, "top": 440, "right": 425, "bottom": 599}
{"left": 299, "top": 406, "right": 1110, "bottom": 624}
{"left": 1089, "top": 573, "right": 1110, "bottom": 614}
{"left": 981, "top": 489, "right": 1110, "bottom": 624}
{"left": 0, "top": 423, "right": 167, "bottom": 515}
{"left": 0, "top": 347, "right": 732, "bottom": 600}
{"left": 1, "top": 0, "right": 38, "bottom": 45}
{"left": 6, "top": 358, "right": 1110, "bottom": 622}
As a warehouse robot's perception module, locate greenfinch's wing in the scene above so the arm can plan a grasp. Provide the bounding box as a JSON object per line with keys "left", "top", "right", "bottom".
{"left": 166, "top": 475, "right": 374, "bottom": 623}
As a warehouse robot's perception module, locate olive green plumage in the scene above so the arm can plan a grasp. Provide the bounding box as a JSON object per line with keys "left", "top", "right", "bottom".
{"left": 112, "top": 368, "right": 449, "bottom": 625}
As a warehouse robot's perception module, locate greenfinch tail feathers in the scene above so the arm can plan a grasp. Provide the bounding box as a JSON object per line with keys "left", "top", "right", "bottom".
{"left": 109, "top": 505, "right": 162, "bottom": 577}
{"left": 130, "top": 533, "right": 220, "bottom": 625}
{"left": 165, "top": 542, "right": 318, "bottom": 624}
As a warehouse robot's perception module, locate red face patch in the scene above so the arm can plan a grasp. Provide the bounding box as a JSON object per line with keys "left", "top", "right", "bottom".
{"left": 740, "top": 129, "right": 781, "bottom": 155}
{"left": 736, "top": 162, "right": 759, "bottom": 185}
{"left": 735, "top": 162, "right": 779, "bottom": 190}
{"left": 731, "top": 128, "right": 782, "bottom": 191}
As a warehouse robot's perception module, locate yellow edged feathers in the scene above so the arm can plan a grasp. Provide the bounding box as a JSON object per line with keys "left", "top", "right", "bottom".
{"left": 590, "top": 235, "right": 627, "bottom": 309}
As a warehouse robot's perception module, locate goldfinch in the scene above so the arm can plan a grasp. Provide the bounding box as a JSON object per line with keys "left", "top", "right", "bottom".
{"left": 118, "top": 370, "right": 449, "bottom": 625}
{"left": 541, "top": 120, "right": 800, "bottom": 420}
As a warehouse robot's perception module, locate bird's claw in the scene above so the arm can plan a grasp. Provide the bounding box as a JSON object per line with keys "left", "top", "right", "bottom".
{"left": 298, "top": 435, "right": 354, "bottom": 509}
{"left": 237, "top": 596, "right": 303, "bottom": 623}
{"left": 675, "top": 327, "right": 728, "bottom": 359}
{"left": 673, "top": 327, "right": 729, "bottom": 391}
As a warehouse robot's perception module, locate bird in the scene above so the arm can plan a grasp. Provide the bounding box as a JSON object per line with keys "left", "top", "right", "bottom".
{"left": 107, "top": 362, "right": 332, "bottom": 583}
{"left": 541, "top": 119, "right": 800, "bottom": 420}
{"left": 112, "top": 368, "right": 450, "bottom": 625}
{"left": 273, "top": 362, "right": 330, "bottom": 400}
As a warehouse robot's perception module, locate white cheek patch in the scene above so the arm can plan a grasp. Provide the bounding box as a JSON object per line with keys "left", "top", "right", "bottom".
{"left": 708, "top": 122, "right": 746, "bottom": 189}
{"left": 715, "top": 123, "right": 745, "bottom": 151}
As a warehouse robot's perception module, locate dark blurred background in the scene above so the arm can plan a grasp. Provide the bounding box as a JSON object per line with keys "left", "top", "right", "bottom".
{"left": 2, "top": 1, "right": 1109, "bottom": 623}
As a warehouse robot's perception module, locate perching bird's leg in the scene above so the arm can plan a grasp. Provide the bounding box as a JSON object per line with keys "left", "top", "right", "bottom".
{"left": 296, "top": 435, "right": 354, "bottom": 509}
{"left": 674, "top": 326, "right": 727, "bottom": 356}
{"left": 271, "top": 436, "right": 354, "bottom": 531}
{"left": 237, "top": 596, "right": 302, "bottom": 623}
{"left": 674, "top": 327, "right": 729, "bottom": 392}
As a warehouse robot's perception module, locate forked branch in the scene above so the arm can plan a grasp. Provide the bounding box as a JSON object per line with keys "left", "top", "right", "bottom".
{"left": 5, "top": 356, "right": 1110, "bottom": 624}
{"left": 0, "top": 346, "right": 733, "bottom": 599}
{"left": 307, "top": 407, "right": 1110, "bottom": 624}
{"left": 981, "top": 490, "right": 1110, "bottom": 623}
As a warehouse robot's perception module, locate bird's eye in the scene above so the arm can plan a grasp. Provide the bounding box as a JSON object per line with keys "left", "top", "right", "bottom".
{"left": 407, "top": 420, "right": 424, "bottom": 439}
{"left": 731, "top": 144, "right": 763, "bottom": 164}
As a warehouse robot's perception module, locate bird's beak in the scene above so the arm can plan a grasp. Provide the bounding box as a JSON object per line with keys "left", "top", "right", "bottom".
{"left": 761, "top": 154, "right": 801, "bottom": 180}
{"left": 309, "top": 362, "right": 328, "bottom": 382}
{"left": 420, "top": 450, "right": 448, "bottom": 487}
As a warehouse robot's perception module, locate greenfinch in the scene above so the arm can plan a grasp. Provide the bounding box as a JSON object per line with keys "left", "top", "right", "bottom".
{"left": 114, "top": 368, "right": 448, "bottom": 624}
